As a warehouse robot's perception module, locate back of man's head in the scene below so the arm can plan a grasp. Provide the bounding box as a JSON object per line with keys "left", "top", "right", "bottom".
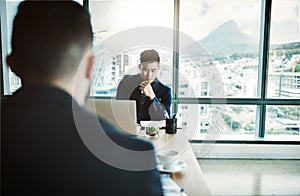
{"left": 10, "top": 1, "right": 93, "bottom": 82}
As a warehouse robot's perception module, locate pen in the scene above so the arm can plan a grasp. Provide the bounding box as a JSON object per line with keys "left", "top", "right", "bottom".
{"left": 165, "top": 188, "right": 184, "bottom": 193}
{"left": 164, "top": 188, "right": 185, "bottom": 196}
{"left": 172, "top": 113, "right": 176, "bottom": 119}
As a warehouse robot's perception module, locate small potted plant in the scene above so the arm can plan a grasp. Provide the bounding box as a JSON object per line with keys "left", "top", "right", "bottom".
{"left": 145, "top": 125, "right": 159, "bottom": 138}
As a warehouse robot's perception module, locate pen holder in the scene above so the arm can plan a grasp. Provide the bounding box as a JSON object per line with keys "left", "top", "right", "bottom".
{"left": 166, "top": 118, "right": 177, "bottom": 134}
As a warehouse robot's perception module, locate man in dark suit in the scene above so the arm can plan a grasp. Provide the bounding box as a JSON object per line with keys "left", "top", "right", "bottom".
{"left": 1, "top": 1, "right": 162, "bottom": 195}
{"left": 116, "top": 49, "right": 172, "bottom": 123}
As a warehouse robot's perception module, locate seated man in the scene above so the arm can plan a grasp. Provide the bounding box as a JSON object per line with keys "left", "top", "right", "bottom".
{"left": 1, "top": 2, "right": 162, "bottom": 195}
{"left": 116, "top": 49, "right": 172, "bottom": 123}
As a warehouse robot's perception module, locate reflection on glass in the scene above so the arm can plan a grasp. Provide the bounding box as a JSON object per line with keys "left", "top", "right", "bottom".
{"left": 178, "top": 104, "right": 256, "bottom": 139}
{"left": 266, "top": 105, "right": 300, "bottom": 136}
{"left": 267, "top": 0, "right": 300, "bottom": 98}
{"left": 89, "top": 0, "right": 173, "bottom": 96}
{"left": 179, "top": 0, "right": 261, "bottom": 98}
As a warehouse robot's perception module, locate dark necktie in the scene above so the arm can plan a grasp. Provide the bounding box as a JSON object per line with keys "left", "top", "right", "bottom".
{"left": 141, "top": 91, "right": 146, "bottom": 105}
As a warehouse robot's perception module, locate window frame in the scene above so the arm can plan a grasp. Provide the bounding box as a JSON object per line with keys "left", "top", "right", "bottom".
{"left": 87, "top": 0, "right": 300, "bottom": 142}
{"left": 1, "top": 0, "right": 300, "bottom": 143}
{"left": 174, "top": 0, "right": 300, "bottom": 142}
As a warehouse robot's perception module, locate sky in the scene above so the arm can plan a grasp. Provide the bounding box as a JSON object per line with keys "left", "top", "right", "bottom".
{"left": 4, "top": 0, "right": 300, "bottom": 46}
{"left": 90, "top": 0, "right": 300, "bottom": 45}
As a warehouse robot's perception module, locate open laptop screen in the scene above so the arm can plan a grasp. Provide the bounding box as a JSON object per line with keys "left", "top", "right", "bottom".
{"left": 85, "top": 99, "right": 139, "bottom": 135}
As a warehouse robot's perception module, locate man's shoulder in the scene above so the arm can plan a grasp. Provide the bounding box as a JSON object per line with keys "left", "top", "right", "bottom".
{"left": 120, "top": 74, "right": 140, "bottom": 82}
{"left": 117, "top": 74, "right": 140, "bottom": 97}
{"left": 156, "top": 80, "right": 171, "bottom": 91}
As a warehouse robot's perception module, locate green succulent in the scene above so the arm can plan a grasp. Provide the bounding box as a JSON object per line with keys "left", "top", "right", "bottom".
{"left": 148, "top": 126, "right": 156, "bottom": 132}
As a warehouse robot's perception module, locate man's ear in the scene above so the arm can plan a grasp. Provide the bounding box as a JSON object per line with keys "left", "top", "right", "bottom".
{"left": 138, "top": 64, "right": 142, "bottom": 70}
{"left": 85, "top": 53, "right": 95, "bottom": 79}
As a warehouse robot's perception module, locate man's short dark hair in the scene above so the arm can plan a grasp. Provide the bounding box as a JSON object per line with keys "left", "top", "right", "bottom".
{"left": 140, "top": 49, "right": 160, "bottom": 63}
{"left": 11, "top": 1, "right": 93, "bottom": 81}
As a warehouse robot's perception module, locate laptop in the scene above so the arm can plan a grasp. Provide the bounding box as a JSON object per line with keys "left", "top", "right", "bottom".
{"left": 85, "top": 99, "right": 139, "bottom": 135}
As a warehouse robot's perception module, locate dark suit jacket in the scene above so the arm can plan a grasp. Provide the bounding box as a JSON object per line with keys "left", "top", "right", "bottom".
{"left": 116, "top": 74, "right": 171, "bottom": 123}
{"left": 1, "top": 85, "right": 163, "bottom": 196}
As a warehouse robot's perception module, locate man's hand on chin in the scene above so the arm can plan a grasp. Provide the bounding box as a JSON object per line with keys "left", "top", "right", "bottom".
{"left": 139, "top": 81, "right": 155, "bottom": 100}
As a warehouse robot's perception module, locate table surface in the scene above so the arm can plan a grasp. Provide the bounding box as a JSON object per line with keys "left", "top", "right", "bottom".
{"left": 138, "top": 128, "right": 211, "bottom": 196}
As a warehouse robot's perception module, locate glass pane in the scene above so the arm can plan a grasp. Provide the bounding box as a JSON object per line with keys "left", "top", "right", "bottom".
{"left": 89, "top": 0, "right": 173, "bottom": 41}
{"left": 265, "top": 105, "right": 300, "bottom": 139}
{"left": 5, "top": 1, "right": 23, "bottom": 94}
{"left": 267, "top": 0, "right": 300, "bottom": 98}
{"left": 179, "top": 0, "right": 261, "bottom": 98}
{"left": 73, "top": 0, "right": 83, "bottom": 5}
{"left": 178, "top": 104, "right": 257, "bottom": 140}
{"left": 89, "top": 0, "right": 174, "bottom": 96}
{"left": 3, "top": 0, "right": 83, "bottom": 95}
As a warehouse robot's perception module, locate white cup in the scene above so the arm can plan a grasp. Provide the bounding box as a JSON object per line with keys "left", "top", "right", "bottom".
{"left": 157, "top": 150, "right": 179, "bottom": 169}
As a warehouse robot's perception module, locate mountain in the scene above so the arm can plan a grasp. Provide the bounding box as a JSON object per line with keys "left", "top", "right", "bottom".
{"left": 183, "top": 20, "right": 259, "bottom": 58}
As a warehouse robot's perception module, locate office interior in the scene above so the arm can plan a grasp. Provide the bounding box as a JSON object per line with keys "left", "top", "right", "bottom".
{"left": 1, "top": 0, "right": 300, "bottom": 195}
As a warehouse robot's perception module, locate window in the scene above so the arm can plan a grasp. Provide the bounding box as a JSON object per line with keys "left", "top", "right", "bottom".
{"left": 1, "top": 0, "right": 84, "bottom": 95}
{"left": 1, "top": 0, "right": 300, "bottom": 142}
{"left": 89, "top": 0, "right": 174, "bottom": 96}
{"left": 177, "top": 0, "right": 299, "bottom": 140}
{"left": 178, "top": 104, "right": 257, "bottom": 139}
{"left": 265, "top": 105, "right": 300, "bottom": 138}
{"left": 267, "top": 0, "right": 300, "bottom": 99}
{"left": 179, "top": 0, "right": 261, "bottom": 98}
{"left": 1, "top": 0, "right": 22, "bottom": 94}
{"left": 178, "top": 0, "right": 262, "bottom": 137}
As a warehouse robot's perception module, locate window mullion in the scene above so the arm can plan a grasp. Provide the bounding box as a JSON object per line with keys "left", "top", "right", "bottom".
{"left": 83, "top": 0, "right": 89, "bottom": 11}
{"left": 0, "top": 0, "right": 11, "bottom": 96}
{"left": 256, "top": 0, "right": 272, "bottom": 138}
{"left": 172, "top": 0, "right": 180, "bottom": 114}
